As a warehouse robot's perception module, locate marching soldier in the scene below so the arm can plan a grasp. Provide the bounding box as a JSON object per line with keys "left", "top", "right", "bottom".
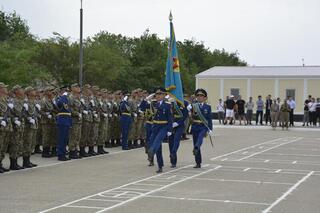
{"left": 144, "top": 92, "right": 156, "bottom": 165}
{"left": 0, "top": 82, "right": 11, "bottom": 173}
{"left": 23, "top": 86, "right": 39, "bottom": 168}
{"left": 188, "top": 89, "right": 213, "bottom": 168}
{"left": 147, "top": 87, "right": 173, "bottom": 173}
{"left": 96, "top": 88, "right": 108, "bottom": 154}
{"left": 68, "top": 83, "right": 83, "bottom": 159}
{"left": 41, "top": 86, "right": 57, "bottom": 158}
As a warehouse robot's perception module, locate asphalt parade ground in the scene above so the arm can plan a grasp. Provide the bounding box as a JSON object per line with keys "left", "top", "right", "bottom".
{"left": 1, "top": 123, "right": 320, "bottom": 213}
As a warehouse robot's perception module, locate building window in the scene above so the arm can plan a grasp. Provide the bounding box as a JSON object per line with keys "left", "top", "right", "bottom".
{"left": 230, "top": 88, "right": 240, "bottom": 97}
{"left": 286, "top": 89, "right": 295, "bottom": 100}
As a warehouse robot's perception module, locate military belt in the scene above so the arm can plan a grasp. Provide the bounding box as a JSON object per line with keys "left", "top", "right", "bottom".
{"left": 146, "top": 121, "right": 153, "bottom": 124}
{"left": 153, "top": 120, "right": 168, "bottom": 124}
{"left": 174, "top": 115, "right": 182, "bottom": 118}
{"left": 193, "top": 119, "right": 203, "bottom": 123}
{"left": 121, "top": 112, "right": 131, "bottom": 116}
{"left": 58, "top": 113, "right": 71, "bottom": 116}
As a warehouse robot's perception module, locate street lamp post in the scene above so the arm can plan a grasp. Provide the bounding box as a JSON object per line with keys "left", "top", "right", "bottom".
{"left": 79, "top": 0, "right": 84, "bottom": 89}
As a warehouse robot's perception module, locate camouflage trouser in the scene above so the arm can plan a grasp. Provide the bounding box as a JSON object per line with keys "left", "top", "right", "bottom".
{"left": 69, "top": 122, "right": 82, "bottom": 151}
{"left": 42, "top": 123, "right": 56, "bottom": 148}
{"left": 271, "top": 112, "right": 279, "bottom": 128}
{"left": 280, "top": 112, "right": 289, "bottom": 129}
{"left": 106, "top": 117, "right": 111, "bottom": 142}
{"left": 110, "top": 116, "right": 120, "bottom": 140}
{"left": 9, "top": 126, "right": 24, "bottom": 159}
{"left": 128, "top": 118, "right": 137, "bottom": 141}
{"left": 136, "top": 117, "right": 145, "bottom": 140}
{"left": 0, "top": 131, "right": 6, "bottom": 161}
{"left": 80, "top": 121, "right": 92, "bottom": 147}
{"left": 184, "top": 117, "right": 190, "bottom": 134}
{"left": 36, "top": 123, "right": 43, "bottom": 145}
{"left": 89, "top": 122, "right": 99, "bottom": 146}
{"left": 98, "top": 118, "right": 108, "bottom": 146}
{"left": 23, "top": 127, "right": 37, "bottom": 157}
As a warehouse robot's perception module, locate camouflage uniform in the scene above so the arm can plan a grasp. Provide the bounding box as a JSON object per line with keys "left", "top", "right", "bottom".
{"left": 128, "top": 94, "right": 139, "bottom": 148}
{"left": 110, "top": 92, "right": 121, "bottom": 147}
{"left": 68, "top": 89, "right": 83, "bottom": 159}
{"left": 97, "top": 89, "right": 109, "bottom": 154}
{"left": 280, "top": 102, "right": 290, "bottom": 130}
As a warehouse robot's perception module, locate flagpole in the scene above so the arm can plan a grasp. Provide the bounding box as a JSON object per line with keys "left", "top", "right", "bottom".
{"left": 79, "top": 0, "right": 84, "bottom": 90}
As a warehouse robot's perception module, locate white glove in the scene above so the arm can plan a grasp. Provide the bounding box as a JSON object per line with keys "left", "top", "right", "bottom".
{"left": 133, "top": 113, "right": 137, "bottom": 117}
{"left": 103, "top": 113, "right": 108, "bottom": 118}
{"left": 138, "top": 109, "right": 143, "bottom": 114}
{"left": 63, "top": 92, "right": 68, "bottom": 96}
{"left": 53, "top": 100, "right": 56, "bottom": 105}
{"left": 168, "top": 97, "right": 175, "bottom": 102}
{"left": 94, "top": 114, "right": 98, "bottom": 118}
{"left": 146, "top": 93, "right": 155, "bottom": 101}
{"left": 108, "top": 114, "right": 113, "bottom": 118}
{"left": 167, "top": 132, "right": 172, "bottom": 137}
{"left": 78, "top": 113, "right": 82, "bottom": 119}
{"left": 83, "top": 110, "right": 88, "bottom": 115}
{"left": 35, "top": 104, "right": 41, "bottom": 111}
{"left": 80, "top": 98, "right": 85, "bottom": 104}
{"left": 29, "top": 118, "right": 35, "bottom": 125}
{"left": 114, "top": 113, "right": 118, "bottom": 117}
{"left": 14, "top": 120, "right": 21, "bottom": 126}
{"left": 107, "top": 103, "right": 111, "bottom": 107}
{"left": 1, "top": 120, "right": 6, "bottom": 127}
{"left": 165, "top": 95, "right": 170, "bottom": 99}
{"left": 23, "top": 103, "right": 29, "bottom": 110}
{"left": 208, "top": 130, "right": 214, "bottom": 136}
{"left": 172, "top": 122, "right": 179, "bottom": 128}
{"left": 47, "top": 114, "right": 52, "bottom": 119}
{"left": 187, "top": 104, "right": 192, "bottom": 111}
{"left": 90, "top": 100, "right": 95, "bottom": 106}
{"left": 123, "top": 96, "right": 128, "bottom": 101}
{"left": 8, "top": 103, "right": 14, "bottom": 109}
{"left": 99, "top": 101, "right": 103, "bottom": 106}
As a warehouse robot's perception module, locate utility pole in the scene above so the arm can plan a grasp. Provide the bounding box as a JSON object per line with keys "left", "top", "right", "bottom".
{"left": 79, "top": 0, "right": 84, "bottom": 89}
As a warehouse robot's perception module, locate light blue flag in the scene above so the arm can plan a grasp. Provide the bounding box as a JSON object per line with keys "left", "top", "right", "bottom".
{"left": 165, "top": 12, "right": 184, "bottom": 106}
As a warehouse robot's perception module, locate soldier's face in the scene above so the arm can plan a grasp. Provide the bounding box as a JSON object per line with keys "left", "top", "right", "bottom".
{"left": 16, "top": 89, "right": 25, "bottom": 98}
{"left": 155, "top": 93, "right": 165, "bottom": 101}
{"left": 0, "top": 87, "right": 8, "bottom": 96}
{"left": 196, "top": 95, "right": 205, "bottom": 102}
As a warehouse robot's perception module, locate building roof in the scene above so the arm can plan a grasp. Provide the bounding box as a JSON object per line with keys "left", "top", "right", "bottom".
{"left": 196, "top": 66, "right": 320, "bottom": 79}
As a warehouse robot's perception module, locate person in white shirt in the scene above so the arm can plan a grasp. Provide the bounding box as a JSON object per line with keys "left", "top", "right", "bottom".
{"left": 287, "top": 96, "right": 296, "bottom": 126}
{"left": 216, "top": 99, "right": 225, "bottom": 124}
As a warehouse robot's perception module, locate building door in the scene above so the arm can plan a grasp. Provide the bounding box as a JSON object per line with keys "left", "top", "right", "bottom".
{"left": 286, "top": 89, "right": 295, "bottom": 100}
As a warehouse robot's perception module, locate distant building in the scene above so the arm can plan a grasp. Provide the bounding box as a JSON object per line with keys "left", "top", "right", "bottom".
{"left": 196, "top": 66, "right": 320, "bottom": 115}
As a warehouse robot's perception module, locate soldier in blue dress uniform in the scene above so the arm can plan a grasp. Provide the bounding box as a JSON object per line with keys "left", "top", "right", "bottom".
{"left": 188, "top": 89, "right": 213, "bottom": 168}
{"left": 120, "top": 91, "right": 132, "bottom": 150}
{"left": 148, "top": 87, "right": 173, "bottom": 173}
{"left": 56, "top": 86, "right": 72, "bottom": 161}
{"left": 168, "top": 100, "right": 189, "bottom": 168}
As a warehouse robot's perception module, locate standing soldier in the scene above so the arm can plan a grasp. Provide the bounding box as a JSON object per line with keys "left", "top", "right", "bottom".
{"left": 136, "top": 89, "right": 145, "bottom": 148}
{"left": 41, "top": 87, "right": 56, "bottom": 158}
{"left": 168, "top": 99, "right": 188, "bottom": 168}
{"left": 56, "top": 86, "right": 72, "bottom": 161}
{"left": 147, "top": 87, "right": 173, "bottom": 173}
{"left": 68, "top": 83, "right": 83, "bottom": 159}
{"left": 104, "top": 91, "right": 113, "bottom": 148}
{"left": 34, "top": 88, "right": 43, "bottom": 154}
{"left": 280, "top": 100, "right": 290, "bottom": 130}
{"left": 0, "top": 82, "right": 11, "bottom": 173}
{"left": 23, "top": 87, "right": 38, "bottom": 168}
{"left": 188, "top": 89, "right": 213, "bottom": 168}
{"left": 112, "top": 91, "right": 122, "bottom": 147}
{"left": 128, "top": 90, "right": 138, "bottom": 149}
{"left": 120, "top": 92, "right": 133, "bottom": 150}
{"left": 89, "top": 86, "right": 101, "bottom": 155}
{"left": 79, "top": 84, "right": 93, "bottom": 157}
{"left": 138, "top": 90, "right": 149, "bottom": 149}
{"left": 96, "top": 88, "right": 108, "bottom": 154}
{"left": 9, "top": 85, "right": 26, "bottom": 170}
{"left": 270, "top": 98, "right": 280, "bottom": 129}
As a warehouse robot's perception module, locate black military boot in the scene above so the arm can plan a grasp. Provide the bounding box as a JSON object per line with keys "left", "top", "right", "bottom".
{"left": 116, "top": 139, "right": 121, "bottom": 147}
{"left": 128, "top": 140, "right": 133, "bottom": 149}
{"left": 0, "top": 162, "right": 9, "bottom": 173}
{"left": 34, "top": 144, "right": 42, "bottom": 154}
{"left": 41, "top": 147, "right": 51, "bottom": 158}
{"left": 105, "top": 140, "right": 112, "bottom": 148}
{"left": 51, "top": 147, "right": 57, "bottom": 157}
{"left": 23, "top": 156, "right": 33, "bottom": 168}
{"left": 28, "top": 156, "right": 37, "bottom": 167}
{"left": 10, "top": 158, "right": 24, "bottom": 170}
{"left": 79, "top": 147, "right": 89, "bottom": 157}
{"left": 133, "top": 140, "right": 139, "bottom": 148}
{"left": 88, "top": 146, "right": 97, "bottom": 156}
{"left": 110, "top": 139, "right": 116, "bottom": 147}
{"left": 139, "top": 139, "right": 145, "bottom": 148}
{"left": 97, "top": 145, "right": 109, "bottom": 154}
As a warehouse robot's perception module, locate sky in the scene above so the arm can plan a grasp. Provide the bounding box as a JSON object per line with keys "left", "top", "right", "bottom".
{"left": 1, "top": 0, "right": 320, "bottom": 66}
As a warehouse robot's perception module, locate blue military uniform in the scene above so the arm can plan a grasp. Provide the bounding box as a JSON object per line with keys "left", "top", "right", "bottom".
{"left": 190, "top": 89, "right": 213, "bottom": 168}
{"left": 144, "top": 100, "right": 156, "bottom": 157}
{"left": 168, "top": 100, "right": 188, "bottom": 167}
{"left": 148, "top": 98, "right": 173, "bottom": 172}
{"left": 120, "top": 97, "right": 132, "bottom": 150}
{"left": 56, "top": 92, "right": 72, "bottom": 161}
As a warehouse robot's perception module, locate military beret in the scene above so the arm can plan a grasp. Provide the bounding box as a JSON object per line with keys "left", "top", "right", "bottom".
{"left": 12, "top": 85, "right": 22, "bottom": 92}
{"left": 45, "top": 86, "right": 55, "bottom": 91}
{"left": 24, "top": 86, "right": 35, "bottom": 93}
{"left": 83, "top": 84, "right": 91, "bottom": 89}
{"left": 0, "top": 82, "right": 8, "bottom": 88}
{"left": 71, "top": 83, "right": 79, "bottom": 88}
{"left": 100, "top": 89, "right": 108, "bottom": 93}
{"left": 92, "top": 85, "right": 100, "bottom": 91}
{"left": 60, "top": 85, "right": 69, "bottom": 90}
{"left": 195, "top": 88, "right": 207, "bottom": 97}
{"left": 154, "top": 87, "right": 167, "bottom": 94}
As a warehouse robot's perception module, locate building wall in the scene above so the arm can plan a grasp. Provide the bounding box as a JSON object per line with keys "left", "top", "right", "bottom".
{"left": 279, "top": 79, "right": 304, "bottom": 113}
{"left": 223, "top": 79, "right": 248, "bottom": 101}
{"left": 308, "top": 79, "right": 320, "bottom": 98}
{"left": 251, "top": 79, "right": 275, "bottom": 101}
{"left": 197, "top": 79, "right": 220, "bottom": 106}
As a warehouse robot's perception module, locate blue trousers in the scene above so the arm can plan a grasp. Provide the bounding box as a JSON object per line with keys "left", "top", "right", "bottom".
{"left": 57, "top": 125, "right": 70, "bottom": 157}
{"left": 191, "top": 125, "right": 207, "bottom": 165}
{"left": 149, "top": 125, "right": 168, "bottom": 168}
{"left": 168, "top": 124, "right": 184, "bottom": 166}
{"left": 120, "top": 115, "right": 132, "bottom": 150}
{"left": 145, "top": 123, "right": 153, "bottom": 151}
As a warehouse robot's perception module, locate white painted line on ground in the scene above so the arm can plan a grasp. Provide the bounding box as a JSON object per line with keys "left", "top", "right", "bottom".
{"left": 210, "top": 138, "right": 284, "bottom": 161}
{"left": 133, "top": 183, "right": 164, "bottom": 187}
{"left": 275, "top": 169, "right": 282, "bottom": 173}
{"left": 119, "top": 188, "right": 151, "bottom": 192}
{"left": 242, "top": 151, "right": 248, "bottom": 154}
{"left": 65, "top": 205, "right": 104, "bottom": 209}
{"left": 193, "top": 177, "right": 293, "bottom": 185}
{"left": 261, "top": 153, "right": 320, "bottom": 157}
{"left": 113, "top": 191, "right": 128, "bottom": 198}
{"left": 166, "top": 175, "right": 177, "bottom": 180}
{"left": 221, "top": 158, "right": 228, "bottom": 161}
{"left": 264, "top": 160, "right": 270, "bottom": 163}
{"left": 292, "top": 161, "right": 297, "bottom": 164}
{"left": 236, "top": 137, "right": 303, "bottom": 161}
{"left": 243, "top": 168, "right": 250, "bottom": 171}
{"left": 146, "top": 195, "right": 271, "bottom": 206}
{"left": 86, "top": 198, "right": 123, "bottom": 202}
{"left": 262, "top": 171, "right": 314, "bottom": 213}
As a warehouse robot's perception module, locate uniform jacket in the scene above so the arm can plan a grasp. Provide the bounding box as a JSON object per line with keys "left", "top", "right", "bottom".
{"left": 56, "top": 94, "right": 72, "bottom": 127}
{"left": 153, "top": 100, "right": 173, "bottom": 132}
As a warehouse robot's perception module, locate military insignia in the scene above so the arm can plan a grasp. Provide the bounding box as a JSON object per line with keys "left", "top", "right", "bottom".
{"left": 173, "top": 57, "right": 180, "bottom": 71}
{"left": 204, "top": 109, "right": 208, "bottom": 114}
{"left": 63, "top": 103, "right": 69, "bottom": 109}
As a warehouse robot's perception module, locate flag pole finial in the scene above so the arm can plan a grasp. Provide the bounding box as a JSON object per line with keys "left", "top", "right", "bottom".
{"left": 169, "top": 11, "right": 173, "bottom": 22}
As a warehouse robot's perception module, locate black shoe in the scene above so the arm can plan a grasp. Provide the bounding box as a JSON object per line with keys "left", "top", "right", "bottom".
{"left": 193, "top": 164, "right": 201, "bottom": 168}
{"left": 148, "top": 150, "right": 154, "bottom": 162}
{"left": 51, "top": 147, "right": 57, "bottom": 157}
{"left": 88, "top": 146, "right": 97, "bottom": 156}
{"left": 97, "top": 145, "right": 109, "bottom": 154}
{"left": 34, "top": 145, "right": 42, "bottom": 154}
{"left": 69, "top": 150, "right": 80, "bottom": 159}
{"left": 156, "top": 168, "right": 163, "bottom": 173}
{"left": 170, "top": 165, "right": 176, "bottom": 168}
{"left": 0, "top": 163, "right": 9, "bottom": 172}
{"left": 79, "top": 147, "right": 89, "bottom": 157}
{"left": 116, "top": 139, "right": 121, "bottom": 147}
{"left": 148, "top": 161, "right": 154, "bottom": 166}
{"left": 42, "top": 147, "right": 51, "bottom": 158}
{"left": 193, "top": 147, "right": 199, "bottom": 156}
{"left": 58, "top": 156, "right": 70, "bottom": 161}
{"left": 105, "top": 141, "right": 112, "bottom": 148}
{"left": 23, "top": 156, "right": 33, "bottom": 168}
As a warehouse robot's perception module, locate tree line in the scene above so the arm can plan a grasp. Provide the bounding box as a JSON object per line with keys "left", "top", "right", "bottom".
{"left": 0, "top": 10, "right": 247, "bottom": 93}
